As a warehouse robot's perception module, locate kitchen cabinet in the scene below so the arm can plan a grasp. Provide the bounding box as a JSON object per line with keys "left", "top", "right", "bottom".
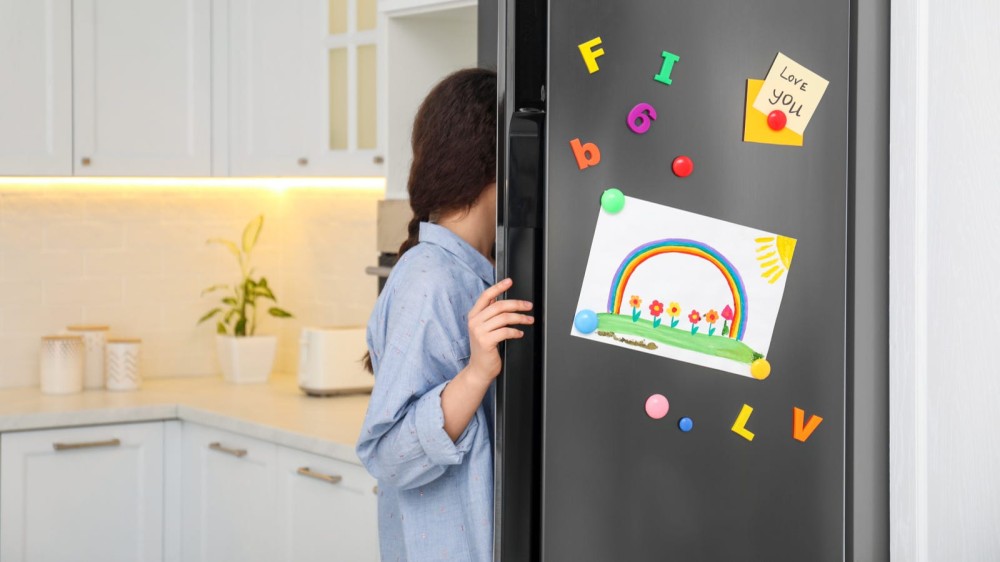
{"left": 379, "top": 0, "right": 478, "bottom": 198}
{"left": 1, "top": 0, "right": 383, "bottom": 178}
{"left": 72, "top": 0, "right": 212, "bottom": 176}
{"left": 276, "top": 446, "right": 379, "bottom": 561}
{"left": 181, "top": 424, "right": 279, "bottom": 562}
{"left": 0, "top": 421, "right": 168, "bottom": 562}
{"left": 0, "top": 0, "right": 73, "bottom": 175}
{"left": 224, "top": 0, "right": 383, "bottom": 176}
{"left": 182, "top": 422, "right": 379, "bottom": 561}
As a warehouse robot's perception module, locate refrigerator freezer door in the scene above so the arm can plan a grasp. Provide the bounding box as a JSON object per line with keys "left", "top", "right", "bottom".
{"left": 500, "top": 0, "right": 850, "bottom": 560}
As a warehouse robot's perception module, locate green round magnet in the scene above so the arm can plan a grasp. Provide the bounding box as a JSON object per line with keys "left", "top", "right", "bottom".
{"left": 601, "top": 188, "right": 625, "bottom": 214}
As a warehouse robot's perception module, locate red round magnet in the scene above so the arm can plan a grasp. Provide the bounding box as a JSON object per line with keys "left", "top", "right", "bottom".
{"left": 767, "top": 110, "right": 787, "bottom": 131}
{"left": 671, "top": 155, "right": 693, "bottom": 178}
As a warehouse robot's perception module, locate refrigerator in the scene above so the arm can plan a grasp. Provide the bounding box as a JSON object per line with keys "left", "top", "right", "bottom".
{"left": 494, "top": 0, "right": 881, "bottom": 560}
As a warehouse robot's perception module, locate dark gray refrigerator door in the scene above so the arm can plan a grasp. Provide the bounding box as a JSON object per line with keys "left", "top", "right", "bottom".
{"left": 531, "top": 1, "right": 849, "bottom": 560}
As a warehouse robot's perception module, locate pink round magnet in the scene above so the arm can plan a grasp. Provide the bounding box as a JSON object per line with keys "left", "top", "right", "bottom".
{"left": 645, "top": 394, "right": 670, "bottom": 420}
{"left": 767, "top": 110, "right": 787, "bottom": 131}
{"left": 671, "top": 155, "right": 693, "bottom": 178}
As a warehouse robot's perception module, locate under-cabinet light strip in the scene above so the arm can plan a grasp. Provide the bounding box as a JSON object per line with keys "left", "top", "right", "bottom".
{"left": 0, "top": 177, "right": 386, "bottom": 192}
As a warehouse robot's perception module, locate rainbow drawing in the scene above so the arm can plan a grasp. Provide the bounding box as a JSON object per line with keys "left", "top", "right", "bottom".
{"left": 607, "top": 239, "right": 749, "bottom": 340}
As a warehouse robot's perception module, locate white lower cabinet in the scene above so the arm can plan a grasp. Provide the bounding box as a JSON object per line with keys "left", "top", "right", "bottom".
{"left": 276, "top": 446, "right": 379, "bottom": 561}
{"left": 0, "top": 421, "right": 168, "bottom": 562}
{"left": 181, "top": 422, "right": 380, "bottom": 562}
{"left": 0, "top": 420, "right": 378, "bottom": 561}
{"left": 181, "top": 424, "right": 279, "bottom": 562}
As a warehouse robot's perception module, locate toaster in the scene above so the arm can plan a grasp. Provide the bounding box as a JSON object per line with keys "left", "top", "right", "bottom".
{"left": 297, "top": 327, "right": 374, "bottom": 396}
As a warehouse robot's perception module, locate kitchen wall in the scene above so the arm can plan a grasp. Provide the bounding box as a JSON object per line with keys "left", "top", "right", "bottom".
{"left": 891, "top": 0, "right": 1000, "bottom": 559}
{"left": 0, "top": 180, "right": 383, "bottom": 389}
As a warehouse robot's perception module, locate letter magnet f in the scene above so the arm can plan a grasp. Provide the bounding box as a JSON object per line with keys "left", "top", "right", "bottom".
{"left": 578, "top": 37, "right": 605, "bottom": 74}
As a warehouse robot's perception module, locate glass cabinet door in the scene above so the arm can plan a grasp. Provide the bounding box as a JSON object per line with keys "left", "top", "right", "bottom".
{"left": 326, "top": 0, "right": 380, "bottom": 168}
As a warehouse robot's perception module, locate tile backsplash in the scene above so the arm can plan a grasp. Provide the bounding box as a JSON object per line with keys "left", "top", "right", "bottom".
{"left": 0, "top": 182, "right": 383, "bottom": 389}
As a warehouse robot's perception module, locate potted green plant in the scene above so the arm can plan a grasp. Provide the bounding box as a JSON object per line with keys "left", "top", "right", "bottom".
{"left": 198, "top": 215, "right": 292, "bottom": 383}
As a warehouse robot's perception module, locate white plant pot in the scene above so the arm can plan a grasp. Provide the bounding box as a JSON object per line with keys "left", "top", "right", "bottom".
{"left": 216, "top": 335, "right": 277, "bottom": 384}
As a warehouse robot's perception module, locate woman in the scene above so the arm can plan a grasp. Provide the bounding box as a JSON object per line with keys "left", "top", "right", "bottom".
{"left": 356, "top": 68, "right": 533, "bottom": 561}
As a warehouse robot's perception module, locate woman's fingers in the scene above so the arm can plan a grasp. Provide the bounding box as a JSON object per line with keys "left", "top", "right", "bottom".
{"left": 474, "top": 299, "right": 533, "bottom": 323}
{"left": 480, "top": 312, "right": 534, "bottom": 333}
{"left": 469, "top": 278, "right": 513, "bottom": 318}
{"left": 485, "top": 328, "right": 524, "bottom": 346}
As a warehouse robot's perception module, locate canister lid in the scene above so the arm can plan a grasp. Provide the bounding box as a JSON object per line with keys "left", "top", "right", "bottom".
{"left": 107, "top": 338, "right": 142, "bottom": 343}
{"left": 67, "top": 325, "right": 110, "bottom": 331}
{"left": 41, "top": 334, "right": 83, "bottom": 341}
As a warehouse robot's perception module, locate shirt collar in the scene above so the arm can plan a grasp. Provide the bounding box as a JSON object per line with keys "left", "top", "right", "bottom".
{"left": 418, "top": 222, "right": 495, "bottom": 286}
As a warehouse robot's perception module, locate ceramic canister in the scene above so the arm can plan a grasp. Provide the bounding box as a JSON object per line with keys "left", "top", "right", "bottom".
{"left": 105, "top": 338, "right": 142, "bottom": 391}
{"left": 40, "top": 335, "right": 85, "bottom": 395}
{"left": 67, "top": 325, "right": 110, "bottom": 389}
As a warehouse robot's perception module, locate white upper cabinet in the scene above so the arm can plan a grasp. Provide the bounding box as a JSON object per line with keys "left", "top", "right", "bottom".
{"left": 225, "top": 0, "right": 322, "bottom": 176}
{"left": 72, "top": 0, "right": 212, "bottom": 176}
{"left": 379, "top": 1, "right": 477, "bottom": 198}
{"left": 0, "top": 422, "right": 166, "bottom": 562}
{"left": 226, "top": 0, "right": 383, "bottom": 176}
{"left": 0, "top": 0, "right": 72, "bottom": 176}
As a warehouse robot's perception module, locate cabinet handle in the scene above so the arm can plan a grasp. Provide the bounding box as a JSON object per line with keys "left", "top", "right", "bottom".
{"left": 209, "top": 442, "right": 247, "bottom": 458}
{"left": 373, "top": 155, "right": 384, "bottom": 165}
{"left": 373, "top": 485, "right": 378, "bottom": 494}
{"left": 80, "top": 157, "right": 91, "bottom": 166}
{"left": 296, "top": 466, "right": 342, "bottom": 484}
{"left": 297, "top": 157, "right": 309, "bottom": 166}
{"left": 52, "top": 438, "right": 120, "bottom": 451}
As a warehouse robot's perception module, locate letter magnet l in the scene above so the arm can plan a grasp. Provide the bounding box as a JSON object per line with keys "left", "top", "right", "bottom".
{"left": 578, "top": 37, "right": 605, "bottom": 74}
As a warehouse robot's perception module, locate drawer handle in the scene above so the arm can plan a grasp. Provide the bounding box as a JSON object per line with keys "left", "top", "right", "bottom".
{"left": 209, "top": 442, "right": 247, "bottom": 458}
{"left": 297, "top": 157, "right": 309, "bottom": 166}
{"left": 297, "top": 467, "right": 342, "bottom": 484}
{"left": 80, "top": 157, "right": 91, "bottom": 166}
{"left": 53, "top": 438, "right": 120, "bottom": 451}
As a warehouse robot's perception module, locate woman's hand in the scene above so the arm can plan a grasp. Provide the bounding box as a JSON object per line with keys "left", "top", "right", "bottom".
{"left": 441, "top": 278, "right": 532, "bottom": 442}
{"left": 465, "top": 278, "right": 534, "bottom": 385}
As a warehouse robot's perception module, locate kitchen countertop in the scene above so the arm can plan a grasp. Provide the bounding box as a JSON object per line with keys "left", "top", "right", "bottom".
{"left": 0, "top": 374, "right": 371, "bottom": 464}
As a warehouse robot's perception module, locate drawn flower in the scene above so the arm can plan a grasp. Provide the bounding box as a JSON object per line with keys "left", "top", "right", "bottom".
{"left": 667, "top": 301, "right": 682, "bottom": 328}
{"left": 705, "top": 309, "right": 719, "bottom": 336}
{"left": 649, "top": 300, "right": 664, "bottom": 328}
{"left": 721, "top": 305, "right": 734, "bottom": 337}
{"left": 689, "top": 309, "right": 701, "bottom": 335}
{"left": 629, "top": 295, "right": 642, "bottom": 322}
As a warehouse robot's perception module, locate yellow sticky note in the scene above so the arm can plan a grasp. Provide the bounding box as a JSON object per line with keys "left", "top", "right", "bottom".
{"left": 752, "top": 53, "right": 829, "bottom": 135}
{"left": 743, "top": 79, "right": 803, "bottom": 147}
{"left": 731, "top": 404, "right": 756, "bottom": 441}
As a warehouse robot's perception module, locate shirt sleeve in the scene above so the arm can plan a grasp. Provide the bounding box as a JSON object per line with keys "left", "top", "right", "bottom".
{"left": 355, "top": 276, "right": 479, "bottom": 490}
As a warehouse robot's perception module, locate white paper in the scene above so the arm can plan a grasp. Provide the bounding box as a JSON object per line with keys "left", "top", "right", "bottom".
{"left": 751, "top": 52, "right": 829, "bottom": 135}
{"left": 571, "top": 197, "right": 797, "bottom": 377}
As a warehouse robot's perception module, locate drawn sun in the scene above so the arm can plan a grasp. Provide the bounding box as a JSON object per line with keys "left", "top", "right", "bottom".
{"left": 755, "top": 236, "right": 797, "bottom": 284}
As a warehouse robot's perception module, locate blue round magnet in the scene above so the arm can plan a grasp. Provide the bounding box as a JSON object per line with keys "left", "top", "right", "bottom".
{"left": 574, "top": 309, "right": 599, "bottom": 334}
{"left": 678, "top": 417, "right": 694, "bottom": 432}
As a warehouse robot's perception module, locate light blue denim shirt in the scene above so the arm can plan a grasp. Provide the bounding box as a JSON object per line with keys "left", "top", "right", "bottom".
{"left": 357, "top": 222, "right": 495, "bottom": 562}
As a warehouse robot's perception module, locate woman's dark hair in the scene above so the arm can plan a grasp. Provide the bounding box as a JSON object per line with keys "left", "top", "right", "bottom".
{"left": 362, "top": 67, "right": 497, "bottom": 373}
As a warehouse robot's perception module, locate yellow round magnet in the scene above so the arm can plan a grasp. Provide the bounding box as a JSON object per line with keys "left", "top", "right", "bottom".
{"left": 750, "top": 358, "right": 771, "bottom": 380}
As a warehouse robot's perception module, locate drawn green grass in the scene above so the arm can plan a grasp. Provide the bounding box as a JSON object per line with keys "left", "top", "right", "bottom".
{"left": 596, "top": 313, "right": 761, "bottom": 364}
